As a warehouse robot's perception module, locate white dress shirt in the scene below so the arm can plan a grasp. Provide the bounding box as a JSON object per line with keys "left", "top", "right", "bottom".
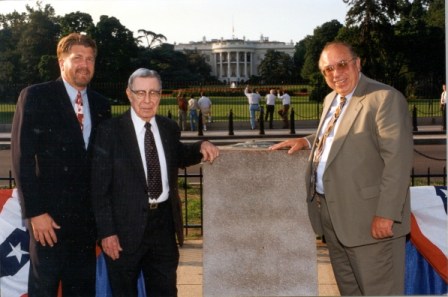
{"left": 244, "top": 87, "right": 261, "bottom": 104}
{"left": 315, "top": 91, "right": 354, "bottom": 194}
{"left": 131, "top": 109, "right": 169, "bottom": 203}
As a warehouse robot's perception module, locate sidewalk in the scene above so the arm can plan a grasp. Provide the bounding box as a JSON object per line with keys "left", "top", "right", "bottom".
{"left": 177, "top": 239, "right": 340, "bottom": 297}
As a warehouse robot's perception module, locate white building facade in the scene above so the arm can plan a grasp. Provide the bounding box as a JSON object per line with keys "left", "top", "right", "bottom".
{"left": 174, "top": 36, "right": 295, "bottom": 83}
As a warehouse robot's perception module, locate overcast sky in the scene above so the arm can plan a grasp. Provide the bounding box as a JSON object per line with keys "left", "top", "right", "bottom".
{"left": 1, "top": 0, "right": 349, "bottom": 44}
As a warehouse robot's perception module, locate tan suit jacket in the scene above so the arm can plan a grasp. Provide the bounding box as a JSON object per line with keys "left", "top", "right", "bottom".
{"left": 305, "top": 74, "right": 414, "bottom": 247}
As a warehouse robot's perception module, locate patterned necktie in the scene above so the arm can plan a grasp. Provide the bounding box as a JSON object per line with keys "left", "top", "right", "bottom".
{"left": 313, "top": 96, "right": 347, "bottom": 166}
{"left": 75, "top": 91, "right": 84, "bottom": 130}
{"left": 144, "top": 122, "right": 163, "bottom": 199}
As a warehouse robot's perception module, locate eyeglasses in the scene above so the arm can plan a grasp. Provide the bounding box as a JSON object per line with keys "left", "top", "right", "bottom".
{"left": 321, "top": 58, "right": 357, "bottom": 77}
{"left": 130, "top": 89, "right": 162, "bottom": 100}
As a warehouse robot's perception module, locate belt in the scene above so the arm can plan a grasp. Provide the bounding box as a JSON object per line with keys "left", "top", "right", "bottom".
{"left": 148, "top": 199, "right": 169, "bottom": 210}
{"left": 250, "top": 103, "right": 259, "bottom": 105}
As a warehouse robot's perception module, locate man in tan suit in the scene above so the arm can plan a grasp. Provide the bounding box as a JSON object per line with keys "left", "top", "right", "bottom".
{"left": 270, "top": 41, "right": 413, "bottom": 295}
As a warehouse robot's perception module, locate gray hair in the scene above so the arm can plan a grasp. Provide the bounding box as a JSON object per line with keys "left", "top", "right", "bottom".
{"left": 127, "top": 68, "right": 162, "bottom": 89}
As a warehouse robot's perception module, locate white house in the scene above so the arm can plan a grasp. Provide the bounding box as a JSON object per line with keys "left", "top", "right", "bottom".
{"left": 174, "top": 35, "right": 295, "bottom": 83}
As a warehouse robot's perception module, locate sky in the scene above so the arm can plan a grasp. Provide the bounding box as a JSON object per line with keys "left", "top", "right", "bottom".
{"left": 1, "top": 0, "right": 350, "bottom": 44}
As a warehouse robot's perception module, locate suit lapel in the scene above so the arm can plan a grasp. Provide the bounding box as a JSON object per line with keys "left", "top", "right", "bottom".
{"left": 156, "top": 116, "right": 173, "bottom": 178}
{"left": 310, "top": 92, "right": 337, "bottom": 157}
{"left": 54, "top": 79, "right": 86, "bottom": 151}
{"left": 325, "top": 75, "right": 368, "bottom": 169}
{"left": 118, "top": 111, "right": 147, "bottom": 187}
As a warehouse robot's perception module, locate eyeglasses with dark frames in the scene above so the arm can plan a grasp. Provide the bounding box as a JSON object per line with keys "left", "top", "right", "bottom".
{"left": 321, "top": 58, "right": 357, "bottom": 77}
{"left": 130, "top": 89, "right": 162, "bottom": 100}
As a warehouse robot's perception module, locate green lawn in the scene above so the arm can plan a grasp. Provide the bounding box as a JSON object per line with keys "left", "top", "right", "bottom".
{"left": 0, "top": 98, "right": 443, "bottom": 125}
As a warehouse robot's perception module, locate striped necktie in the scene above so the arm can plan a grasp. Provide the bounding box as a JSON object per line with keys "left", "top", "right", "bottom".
{"left": 313, "top": 96, "right": 347, "bottom": 166}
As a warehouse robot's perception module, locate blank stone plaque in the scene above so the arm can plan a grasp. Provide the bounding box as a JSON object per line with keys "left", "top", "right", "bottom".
{"left": 202, "top": 146, "right": 318, "bottom": 297}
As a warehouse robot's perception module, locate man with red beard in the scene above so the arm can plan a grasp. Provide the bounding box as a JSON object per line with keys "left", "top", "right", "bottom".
{"left": 11, "top": 33, "right": 111, "bottom": 296}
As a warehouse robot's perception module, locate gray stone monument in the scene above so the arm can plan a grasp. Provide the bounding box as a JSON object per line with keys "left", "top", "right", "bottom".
{"left": 202, "top": 143, "right": 318, "bottom": 297}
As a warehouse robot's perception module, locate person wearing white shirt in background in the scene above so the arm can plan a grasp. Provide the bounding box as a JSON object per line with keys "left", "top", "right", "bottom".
{"left": 244, "top": 85, "right": 261, "bottom": 130}
{"left": 278, "top": 89, "right": 291, "bottom": 129}
{"left": 264, "top": 89, "right": 277, "bottom": 129}
{"left": 198, "top": 92, "right": 212, "bottom": 131}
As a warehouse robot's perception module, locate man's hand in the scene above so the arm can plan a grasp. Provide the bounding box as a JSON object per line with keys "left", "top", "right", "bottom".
{"left": 371, "top": 216, "right": 394, "bottom": 239}
{"left": 30, "top": 213, "right": 61, "bottom": 247}
{"left": 101, "top": 235, "right": 123, "bottom": 260}
{"left": 200, "top": 141, "right": 220, "bottom": 163}
{"left": 269, "top": 138, "right": 310, "bottom": 154}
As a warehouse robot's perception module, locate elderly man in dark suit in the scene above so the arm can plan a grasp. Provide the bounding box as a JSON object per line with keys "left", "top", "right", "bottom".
{"left": 11, "top": 33, "right": 111, "bottom": 296}
{"left": 270, "top": 41, "right": 413, "bottom": 295}
{"left": 91, "top": 68, "right": 219, "bottom": 297}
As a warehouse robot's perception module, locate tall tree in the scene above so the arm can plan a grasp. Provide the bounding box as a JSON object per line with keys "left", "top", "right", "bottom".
{"left": 293, "top": 39, "right": 307, "bottom": 82}
{"left": 58, "top": 11, "right": 96, "bottom": 36}
{"left": 137, "top": 29, "right": 167, "bottom": 48}
{"left": 301, "top": 20, "right": 343, "bottom": 80}
{"left": 16, "top": 2, "right": 60, "bottom": 83}
{"left": 0, "top": 11, "right": 27, "bottom": 86}
{"left": 92, "top": 15, "right": 138, "bottom": 85}
{"left": 342, "top": 0, "right": 406, "bottom": 81}
{"left": 258, "top": 49, "right": 294, "bottom": 84}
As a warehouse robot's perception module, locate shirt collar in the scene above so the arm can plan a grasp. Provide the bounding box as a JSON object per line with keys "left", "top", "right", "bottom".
{"left": 130, "top": 108, "right": 157, "bottom": 133}
{"left": 62, "top": 79, "right": 86, "bottom": 104}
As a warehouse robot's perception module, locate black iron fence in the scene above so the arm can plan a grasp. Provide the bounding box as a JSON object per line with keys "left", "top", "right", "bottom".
{"left": 1, "top": 167, "right": 446, "bottom": 236}
{"left": 0, "top": 81, "right": 444, "bottom": 126}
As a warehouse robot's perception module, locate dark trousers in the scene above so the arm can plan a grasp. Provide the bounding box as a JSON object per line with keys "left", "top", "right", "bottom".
{"left": 264, "top": 105, "right": 274, "bottom": 128}
{"left": 281, "top": 104, "right": 290, "bottom": 128}
{"left": 28, "top": 232, "right": 96, "bottom": 297}
{"left": 105, "top": 201, "right": 179, "bottom": 297}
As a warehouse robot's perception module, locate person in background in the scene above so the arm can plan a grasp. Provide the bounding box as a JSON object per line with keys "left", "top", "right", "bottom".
{"left": 91, "top": 68, "right": 219, "bottom": 296}
{"left": 270, "top": 41, "right": 413, "bottom": 296}
{"left": 244, "top": 85, "right": 261, "bottom": 130}
{"left": 176, "top": 92, "right": 188, "bottom": 131}
{"left": 277, "top": 89, "right": 291, "bottom": 129}
{"left": 440, "top": 84, "right": 446, "bottom": 130}
{"left": 264, "top": 89, "right": 276, "bottom": 129}
{"left": 11, "top": 32, "right": 111, "bottom": 296}
{"left": 188, "top": 94, "right": 199, "bottom": 131}
{"left": 198, "top": 92, "right": 212, "bottom": 131}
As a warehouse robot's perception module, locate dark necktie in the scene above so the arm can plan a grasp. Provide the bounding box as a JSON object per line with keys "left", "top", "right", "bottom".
{"left": 75, "top": 91, "right": 84, "bottom": 130}
{"left": 144, "top": 122, "right": 163, "bottom": 199}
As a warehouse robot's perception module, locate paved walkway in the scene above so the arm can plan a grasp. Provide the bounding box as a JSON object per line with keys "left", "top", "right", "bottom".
{"left": 177, "top": 239, "right": 340, "bottom": 297}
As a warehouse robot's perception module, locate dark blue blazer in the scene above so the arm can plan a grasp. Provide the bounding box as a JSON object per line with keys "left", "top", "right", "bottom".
{"left": 91, "top": 111, "right": 203, "bottom": 252}
{"left": 11, "top": 78, "right": 111, "bottom": 240}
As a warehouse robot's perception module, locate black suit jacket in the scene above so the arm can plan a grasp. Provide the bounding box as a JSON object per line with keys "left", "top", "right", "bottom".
{"left": 11, "top": 78, "right": 111, "bottom": 240}
{"left": 91, "top": 111, "right": 203, "bottom": 252}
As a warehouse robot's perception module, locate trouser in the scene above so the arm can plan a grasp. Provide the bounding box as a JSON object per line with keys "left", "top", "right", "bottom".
{"left": 319, "top": 196, "right": 406, "bottom": 296}
{"left": 177, "top": 110, "right": 187, "bottom": 131}
{"left": 249, "top": 104, "right": 259, "bottom": 129}
{"left": 28, "top": 228, "right": 96, "bottom": 297}
{"left": 281, "top": 104, "right": 290, "bottom": 128}
{"left": 265, "top": 105, "right": 274, "bottom": 128}
{"left": 105, "top": 200, "right": 179, "bottom": 297}
{"left": 189, "top": 110, "right": 198, "bottom": 131}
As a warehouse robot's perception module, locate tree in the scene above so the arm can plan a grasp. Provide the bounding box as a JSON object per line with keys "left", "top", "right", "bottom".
{"left": 16, "top": 2, "right": 60, "bottom": 83}
{"left": 58, "top": 11, "right": 95, "bottom": 36}
{"left": 0, "top": 11, "right": 27, "bottom": 85}
{"left": 137, "top": 29, "right": 167, "bottom": 48}
{"left": 258, "top": 49, "right": 294, "bottom": 84}
{"left": 300, "top": 20, "right": 343, "bottom": 80}
{"left": 92, "top": 15, "right": 138, "bottom": 85}
{"left": 293, "top": 39, "right": 307, "bottom": 82}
